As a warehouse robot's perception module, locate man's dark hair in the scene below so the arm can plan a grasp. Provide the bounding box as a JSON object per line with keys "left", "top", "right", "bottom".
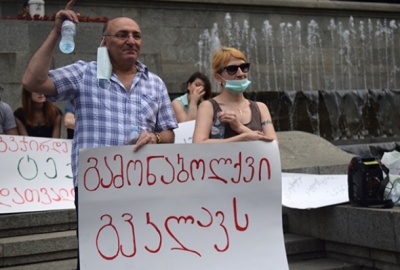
{"left": 23, "top": 1, "right": 29, "bottom": 8}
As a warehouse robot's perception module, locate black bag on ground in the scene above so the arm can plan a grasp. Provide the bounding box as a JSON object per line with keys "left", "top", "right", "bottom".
{"left": 347, "top": 156, "right": 393, "bottom": 208}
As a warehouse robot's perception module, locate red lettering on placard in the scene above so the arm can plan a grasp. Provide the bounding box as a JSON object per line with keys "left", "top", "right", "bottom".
{"left": 0, "top": 137, "right": 8, "bottom": 152}
{"left": 39, "top": 140, "right": 53, "bottom": 152}
{"left": 104, "top": 155, "right": 125, "bottom": 189}
{"left": 177, "top": 154, "right": 189, "bottom": 183}
{"left": 83, "top": 157, "right": 101, "bottom": 191}
{"left": 161, "top": 157, "right": 175, "bottom": 185}
{"left": 209, "top": 158, "right": 232, "bottom": 184}
{"left": 165, "top": 215, "right": 200, "bottom": 257}
{"left": 59, "top": 188, "right": 74, "bottom": 202}
{"left": 214, "top": 211, "right": 229, "bottom": 252}
{"left": 80, "top": 149, "right": 274, "bottom": 190}
{"left": 0, "top": 136, "right": 71, "bottom": 153}
{"left": 0, "top": 189, "right": 11, "bottom": 207}
{"left": 197, "top": 207, "right": 213, "bottom": 228}
{"left": 231, "top": 152, "right": 242, "bottom": 184}
{"left": 96, "top": 214, "right": 120, "bottom": 260}
{"left": 50, "top": 188, "right": 62, "bottom": 202}
{"left": 259, "top": 158, "right": 271, "bottom": 181}
{"left": 40, "top": 188, "right": 52, "bottom": 204}
{"left": 244, "top": 156, "right": 255, "bottom": 182}
{"left": 146, "top": 155, "right": 164, "bottom": 186}
{"left": 12, "top": 187, "right": 25, "bottom": 204}
{"left": 145, "top": 212, "right": 162, "bottom": 253}
{"left": 8, "top": 136, "right": 19, "bottom": 152}
{"left": 126, "top": 159, "right": 143, "bottom": 186}
{"left": 120, "top": 213, "right": 137, "bottom": 258}
{"left": 19, "top": 136, "right": 29, "bottom": 152}
{"left": 24, "top": 189, "right": 40, "bottom": 202}
{"left": 233, "top": 197, "right": 249, "bottom": 231}
{"left": 51, "top": 141, "right": 69, "bottom": 153}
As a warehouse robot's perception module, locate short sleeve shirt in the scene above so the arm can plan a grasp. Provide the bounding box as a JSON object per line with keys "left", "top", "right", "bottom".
{"left": 0, "top": 101, "right": 17, "bottom": 134}
{"left": 47, "top": 60, "right": 178, "bottom": 186}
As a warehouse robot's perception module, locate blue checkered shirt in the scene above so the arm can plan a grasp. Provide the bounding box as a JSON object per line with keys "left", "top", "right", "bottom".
{"left": 48, "top": 60, "right": 178, "bottom": 187}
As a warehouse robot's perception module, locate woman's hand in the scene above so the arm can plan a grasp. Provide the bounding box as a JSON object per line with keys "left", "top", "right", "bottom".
{"left": 190, "top": 85, "right": 205, "bottom": 104}
{"left": 217, "top": 110, "right": 243, "bottom": 133}
{"left": 241, "top": 130, "right": 274, "bottom": 142}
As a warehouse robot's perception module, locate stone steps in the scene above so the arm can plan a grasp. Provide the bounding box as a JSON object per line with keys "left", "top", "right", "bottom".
{"left": 0, "top": 210, "right": 360, "bottom": 269}
{"left": 289, "top": 258, "right": 361, "bottom": 270}
{"left": 1, "top": 259, "right": 77, "bottom": 270}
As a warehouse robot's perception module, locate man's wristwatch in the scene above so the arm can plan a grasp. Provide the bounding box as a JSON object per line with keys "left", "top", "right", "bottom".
{"left": 154, "top": 133, "right": 161, "bottom": 144}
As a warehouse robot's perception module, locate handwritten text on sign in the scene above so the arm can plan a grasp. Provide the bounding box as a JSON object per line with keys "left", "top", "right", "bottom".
{"left": 282, "top": 173, "right": 348, "bottom": 209}
{"left": 78, "top": 141, "right": 289, "bottom": 270}
{"left": 0, "top": 135, "right": 75, "bottom": 213}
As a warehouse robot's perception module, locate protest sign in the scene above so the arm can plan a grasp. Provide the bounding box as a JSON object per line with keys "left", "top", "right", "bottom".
{"left": 78, "top": 141, "right": 289, "bottom": 270}
{"left": 0, "top": 135, "right": 75, "bottom": 213}
{"left": 174, "top": 120, "right": 195, "bottom": 144}
{"left": 282, "top": 173, "right": 348, "bottom": 209}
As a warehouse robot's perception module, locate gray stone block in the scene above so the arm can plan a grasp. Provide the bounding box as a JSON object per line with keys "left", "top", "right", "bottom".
{"left": 289, "top": 257, "right": 360, "bottom": 270}
{"left": 0, "top": 230, "right": 77, "bottom": 267}
{"left": 285, "top": 233, "right": 325, "bottom": 256}
{"left": 347, "top": 207, "right": 397, "bottom": 252}
{"left": 0, "top": 258, "right": 77, "bottom": 270}
{"left": 370, "top": 248, "right": 400, "bottom": 265}
{"left": 0, "top": 210, "right": 76, "bottom": 237}
{"left": 325, "top": 241, "right": 370, "bottom": 260}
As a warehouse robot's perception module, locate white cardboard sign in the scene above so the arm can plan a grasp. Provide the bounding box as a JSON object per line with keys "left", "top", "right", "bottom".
{"left": 78, "top": 141, "right": 289, "bottom": 270}
{"left": 0, "top": 135, "right": 75, "bottom": 213}
{"left": 282, "top": 173, "right": 348, "bottom": 209}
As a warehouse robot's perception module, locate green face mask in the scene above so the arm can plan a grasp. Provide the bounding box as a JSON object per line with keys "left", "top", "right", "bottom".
{"left": 224, "top": 78, "right": 251, "bottom": 94}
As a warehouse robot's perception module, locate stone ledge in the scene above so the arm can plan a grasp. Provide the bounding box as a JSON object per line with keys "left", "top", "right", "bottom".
{"left": 284, "top": 204, "right": 400, "bottom": 268}
{"left": 278, "top": 131, "right": 355, "bottom": 174}
{"left": 0, "top": 210, "right": 76, "bottom": 238}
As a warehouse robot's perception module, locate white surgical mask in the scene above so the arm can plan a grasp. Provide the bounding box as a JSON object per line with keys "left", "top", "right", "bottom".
{"left": 97, "top": 39, "right": 112, "bottom": 83}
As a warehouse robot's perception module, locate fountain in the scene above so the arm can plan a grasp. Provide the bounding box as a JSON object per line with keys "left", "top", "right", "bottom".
{"left": 197, "top": 13, "right": 400, "bottom": 154}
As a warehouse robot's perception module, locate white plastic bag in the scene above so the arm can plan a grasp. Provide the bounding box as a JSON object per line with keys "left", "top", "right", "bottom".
{"left": 381, "top": 150, "right": 400, "bottom": 205}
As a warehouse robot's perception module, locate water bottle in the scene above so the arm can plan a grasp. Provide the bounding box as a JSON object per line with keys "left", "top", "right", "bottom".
{"left": 59, "top": 20, "right": 76, "bottom": 54}
{"left": 210, "top": 113, "right": 225, "bottom": 139}
{"left": 126, "top": 126, "right": 140, "bottom": 145}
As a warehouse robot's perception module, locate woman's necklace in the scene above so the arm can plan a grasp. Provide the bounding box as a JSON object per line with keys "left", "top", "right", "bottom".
{"left": 219, "top": 97, "right": 248, "bottom": 114}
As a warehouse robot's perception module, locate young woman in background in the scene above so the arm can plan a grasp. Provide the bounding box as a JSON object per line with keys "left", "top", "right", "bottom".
{"left": 14, "top": 88, "right": 62, "bottom": 138}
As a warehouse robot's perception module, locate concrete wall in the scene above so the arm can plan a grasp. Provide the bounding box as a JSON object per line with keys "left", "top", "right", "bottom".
{"left": 1, "top": 0, "right": 400, "bottom": 138}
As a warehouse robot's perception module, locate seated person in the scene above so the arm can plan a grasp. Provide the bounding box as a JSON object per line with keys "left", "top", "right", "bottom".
{"left": 14, "top": 88, "right": 62, "bottom": 138}
{"left": 0, "top": 92, "right": 18, "bottom": 135}
{"left": 172, "top": 72, "right": 212, "bottom": 123}
{"left": 193, "top": 46, "right": 278, "bottom": 143}
{"left": 64, "top": 101, "right": 75, "bottom": 139}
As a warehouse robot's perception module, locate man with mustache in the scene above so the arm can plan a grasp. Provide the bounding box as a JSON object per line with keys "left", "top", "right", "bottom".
{"left": 22, "top": 1, "right": 178, "bottom": 268}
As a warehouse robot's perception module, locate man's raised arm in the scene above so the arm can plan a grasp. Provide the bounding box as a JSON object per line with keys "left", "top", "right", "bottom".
{"left": 22, "top": 0, "right": 78, "bottom": 96}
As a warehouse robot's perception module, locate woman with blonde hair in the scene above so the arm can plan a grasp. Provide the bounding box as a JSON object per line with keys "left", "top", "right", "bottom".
{"left": 193, "top": 46, "right": 278, "bottom": 143}
{"left": 14, "top": 88, "right": 62, "bottom": 138}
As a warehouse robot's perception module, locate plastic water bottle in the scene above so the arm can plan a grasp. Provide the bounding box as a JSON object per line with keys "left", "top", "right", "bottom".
{"left": 127, "top": 126, "right": 140, "bottom": 145}
{"left": 210, "top": 113, "right": 225, "bottom": 139}
{"left": 59, "top": 20, "right": 76, "bottom": 54}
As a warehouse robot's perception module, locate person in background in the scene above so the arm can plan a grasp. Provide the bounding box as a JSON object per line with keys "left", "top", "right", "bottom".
{"left": 193, "top": 46, "right": 278, "bottom": 144}
{"left": 171, "top": 72, "right": 212, "bottom": 123}
{"left": 0, "top": 87, "right": 18, "bottom": 135}
{"left": 64, "top": 101, "right": 75, "bottom": 139}
{"left": 22, "top": 1, "right": 178, "bottom": 268}
{"left": 14, "top": 88, "right": 62, "bottom": 138}
{"left": 21, "top": 1, "right": 31, "bottom": 19}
